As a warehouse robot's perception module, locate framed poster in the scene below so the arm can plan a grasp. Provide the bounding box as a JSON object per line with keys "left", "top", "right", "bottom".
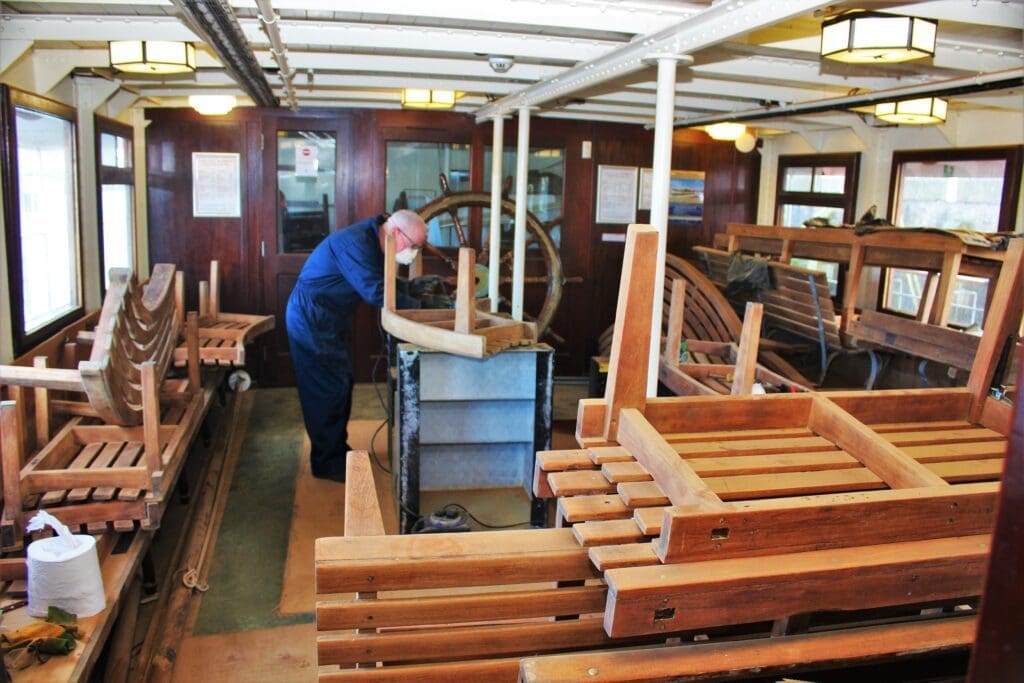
{"left": 638, "top": 167, "right": 654, "bottom": 210}
{"left": 192, "top": 152, "right": 241, "bottom": 217}
{"left": 596, "top": 164, "right": 638, "bottom": 224}
{"left": 668, "top": 170, "right": 705, "bottom": 224}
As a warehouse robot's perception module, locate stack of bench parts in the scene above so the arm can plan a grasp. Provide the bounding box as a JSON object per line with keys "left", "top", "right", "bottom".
{"left": 315, "top": 224, "right": 1020, "bottom": 681}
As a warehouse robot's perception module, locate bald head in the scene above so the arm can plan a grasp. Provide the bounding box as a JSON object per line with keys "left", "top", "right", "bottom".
{"left": 381, "top": 210, "right": 428, "bottom": 252}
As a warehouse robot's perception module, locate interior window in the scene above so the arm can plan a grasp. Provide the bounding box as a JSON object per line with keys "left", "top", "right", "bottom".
{"left": 483, "top": 146, "right": 564, "bottom": 248}
{"left": 96, "top": 120, "right": 135, "bottom": 288}
{"left": 385, "top": 141, "right": 470, "bottom": 248}
{"left": 1, "top": 86, "right": 82, "bottom": 351}
{"left": 774, "top": 153, "right": 860, "bottom": 227}
{"left": 883, "top": 146, "right": 1022, "bottom": 326}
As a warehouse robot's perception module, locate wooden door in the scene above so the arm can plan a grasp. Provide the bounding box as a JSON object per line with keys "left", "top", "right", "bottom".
{"left": 259, "top": 114, "right": 353, "bottom": 385}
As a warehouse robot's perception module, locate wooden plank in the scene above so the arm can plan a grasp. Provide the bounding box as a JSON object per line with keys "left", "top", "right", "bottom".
{"left": 604, "top": 535, "right": 989, "bottom": 637}
{"left": 633, "top": 507, "right": 667, "bottom": 535}
{"left": 588, "top": 446, "right": 633, "bottom": 464}
{"left": 548, "top": 470, "right": 616, "bottom": 497}
{"left": 573, "top": 519, "right": 645, "bottom": 547}
{"left": 926, "top": 459, "right": 1005, "bottom": 483}
{"left": 536, "top": 449, "right": 593, "bottom": 471}
{"left": 344, "top": 452, "right": 385, "bottom": 537}
{"left": 558, "top": 495, "right": 632, "bottom": 523}
{"left": 93, "top": 442, "right": 143, "bottom": 501}
{"left": 601, "top": 461, "right": 651, "bottom": 483}
{"left": 602, "top": 226, "right": 659, "bottom": 441}
{"left": 520, "top": 615, "right": 977, "bottom": 683}
{"left": 40, "top": 441, "right": 104, "bottom": 506}
{"left": 657, "top": 483, "right": 999, "bottom": 563}
{"left": 731, "top": 302, "right": 762, "bottom": 395}
{"left": 903, "top": 441, "right": 1007, "bottom": 462}
{"left": 454, "top": 247, "right": 475, "bottom": 335}
{"left": 589, "top": 542, "right": 661, "bottom": 571}
{"left": 826, "top": 388, "right": 973, "bottom": 425}
{"left": 674, "top": 435, "right": 837, "bottom": 458}
{"left": 642, "top": 394, "right": 812, "bottom": 434}
{"left": 663, "top": 278, "right": 685, "bottom": 365}
{"left": 24, "top": 466, "right": 152, "bottom": 494}
{"left": 317, "top": 618, "right": 624, "bottom": 667}
{"left": 0, "top": 365, "right": 85, "bottom": 392}
{"left": 704, "top": 468, "right": 885, "bottom": 501}
{"left": 319, "top": 658, "right": 520, "bottom": 681}
{"left": 617, "top": 481, "right": 670, "bottom": 507}
{"left": 575, "top": 399, "right": 609, "bottom": 446}
{"left": 808, "top": 395, "right": 948, "bottom": 489}
{"left": 662, "top": 427, "right": 815, "bottom": 443}
{"left": 978, "top": 396, "right": 1012, "bottom": 436}
{"left": 315, "top": 529, "right": 598, "bottom": 593}
{"left": 687, "top": 451, "right": 859, "bottom": 477}
{"left": 317, "top": 585, "right": 608, "bottom": 631}
{"left": 884, "top": 427, "right": 1004, "bottom": 447}
{"left": 1, "top": 401, "right": 26, "bottom": 546}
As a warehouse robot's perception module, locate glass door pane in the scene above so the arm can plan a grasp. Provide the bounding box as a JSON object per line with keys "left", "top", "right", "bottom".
{"left": 385, "top": 141, "right": 471, "bottom": 248}
{"left": 277, "top": 131, "right": 336, "bottom": 253}
{"left": 100, "top": 184, "right": 134, "bottom": 286}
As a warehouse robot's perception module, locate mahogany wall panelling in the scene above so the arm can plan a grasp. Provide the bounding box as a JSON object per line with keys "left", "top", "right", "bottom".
{"left": 145, "top": 109, "right": 251, "bottom": 317}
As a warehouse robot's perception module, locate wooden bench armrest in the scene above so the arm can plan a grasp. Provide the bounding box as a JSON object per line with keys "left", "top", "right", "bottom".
{"left": 0, "top": 365, "right": 85, "bottom": 392}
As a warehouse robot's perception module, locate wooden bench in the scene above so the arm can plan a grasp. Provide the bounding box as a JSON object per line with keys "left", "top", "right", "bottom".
{"left": 848, "top": 309, "right": 982, "bottom": 380}
{"left": 171, "top": 260, "right": 276, "bottom": 369}
{"left": 694, "top": 246, "right": 881, "bottom": 386}
{"left": 0, "top": 265, "right": 213, "bottom": 547}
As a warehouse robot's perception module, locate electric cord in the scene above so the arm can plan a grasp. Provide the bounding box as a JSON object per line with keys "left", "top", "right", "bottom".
{"left": 440, "top": 503, "right": 531, "bottom": 530}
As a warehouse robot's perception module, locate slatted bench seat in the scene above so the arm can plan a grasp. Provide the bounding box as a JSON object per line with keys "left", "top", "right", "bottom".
{"left": 849, "top": 309, "right": 981, "bottom": 377}
{"left": 0, "top": 265, "right": 212, "bottom": 547}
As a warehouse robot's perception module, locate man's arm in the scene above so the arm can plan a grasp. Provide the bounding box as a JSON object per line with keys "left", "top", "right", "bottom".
{"left": 334, "top": 239, "right": 420, "bottom": 309}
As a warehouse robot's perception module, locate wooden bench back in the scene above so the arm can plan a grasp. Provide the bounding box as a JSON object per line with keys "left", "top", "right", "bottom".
{"left": 762, "top": 261, "right": 842, "bottom": 350}
{"left": 663, "top": 252, "right": 741, "bottom": 345}
{"left": 79, "top": 265, "right": 179, "bottom": 426}
{"left": 849, "top": 309, "right": 981, "bottom": 371}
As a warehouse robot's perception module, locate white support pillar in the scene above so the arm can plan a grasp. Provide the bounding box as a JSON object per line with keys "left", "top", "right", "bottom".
{"left": 511, "top": 106, "right": 533, "bottom": 321}
{"left": 488, "top": 116, "right": 505, "bottom": 313}
{"left": 646, "top": 54, "right": 691, "bottom": 395}
{"left": 74, "top": 75, "right": 120, "bottom": 311}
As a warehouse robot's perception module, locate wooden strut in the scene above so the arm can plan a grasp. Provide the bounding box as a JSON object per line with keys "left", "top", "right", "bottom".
{"left": 379, "top": 232, "right": 538, "bottom": 358}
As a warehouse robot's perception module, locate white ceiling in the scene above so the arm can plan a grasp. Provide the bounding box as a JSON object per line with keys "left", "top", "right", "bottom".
{"left": 0, "top": 0, "right": 1021, "bottom": 134}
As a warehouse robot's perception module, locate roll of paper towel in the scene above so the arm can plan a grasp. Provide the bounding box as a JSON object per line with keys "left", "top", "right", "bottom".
{"left": 27, "top": 534, "right": 106, "bottom": 618}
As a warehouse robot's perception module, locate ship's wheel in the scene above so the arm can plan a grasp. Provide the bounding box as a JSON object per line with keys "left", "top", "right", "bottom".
{"left": 415, "top": 178, "right": 568, "bottom": 341}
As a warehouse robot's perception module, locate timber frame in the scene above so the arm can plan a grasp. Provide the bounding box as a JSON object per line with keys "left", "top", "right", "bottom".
{"left": 315, "top": 223, "right": 1021, "bottom": 681}
{"left": 380, "top": 233, "right": 537, "bottom": 358}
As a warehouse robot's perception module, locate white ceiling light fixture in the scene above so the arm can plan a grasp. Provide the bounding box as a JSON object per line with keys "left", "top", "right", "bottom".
{"left": 109, "top": 40, "right": 197, "bottom": 74}
{"left": 874, "top": 97, "right": 948, "bottom": 125}
{"left": 704, "top": 122, "right": 746, "bottom": 141}
{"left": 401, "top": 89, "right": 458, "bottom": 109}
{"left": 735, "top": 130, "right": 758, "bottom": 153}
{"left": 189, "top": 95, "right": 237, "bottom": 116}
{"left": 820, "top": 11, "right": 937, "bottom": 64}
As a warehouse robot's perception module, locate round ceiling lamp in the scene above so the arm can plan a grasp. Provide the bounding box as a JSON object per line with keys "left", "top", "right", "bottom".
{"left": 189, "top": 95, "right": 237, "bottom": 116}
{"left": 735, "top": 130, "right": 758, "bottom": 153}
{"left": 820, "top": 11, "right": 937, "bottom": 64}
{"left": 704, "top": 122, "right": 746, "bottom": 141}
{"left": 874, "top": 97, "right": 948, "bottom": 125}
{"left": 109, "top": 40, "right": 197, "bottom": 74}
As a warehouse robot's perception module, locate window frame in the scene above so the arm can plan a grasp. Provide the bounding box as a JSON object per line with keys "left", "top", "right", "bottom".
{"left": 880, "top": 145, "right": 1023, "bottom": 325}
{"left": 887, "top": 145, "right": 1023, "bottom": 233}
{"left": 94, "top": 115, "right": 135, "bottom": 294}
{"left": 0, "top": 85, "right": 83, "bottom": 354}
{"left": 774, "top": 152, "right": 861, "bottom": 226}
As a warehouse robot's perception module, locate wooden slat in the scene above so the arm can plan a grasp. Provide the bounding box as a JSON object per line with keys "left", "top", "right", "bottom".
{"left": 588, "top": 542, "right": 661, "bottom": 571}
{"left": 902, "top": 441, "right": 1007, "bottom": 462}
{"left": 884, "top": 428, "right": 1004, "bottom": 446}
{"left": 674, "top": 435, "right": 837, "bottom": 458}
{"left": 604, "top": 535, "right": 989, "bottom": 637}
{"left": 316, "top": 585, "right": 607, "bottom": 631}
{"left": 704, "top": 468, "right": 885, "bottom": 500}
{"left": 632, "top": 507, "right": 667, "bottom": 535}
{"left": 617, "top": 481, "right": 670, "bottom": 507}
{"left": 558, "top": 495, "right": 632, "bottom": 523}
{"left": 731, "top": 302, "right": 763, "bottom": 395}
{"left": 318, "top": 657, "right": 520, "bottom": 681}
{"left": 643, "top": 394, "right": 812, "bottom": 434}
{"left": 548, "top": 470, "right": 616, "bottom": 497}
{"left": 602, "top": 226, "right": 659, "bottom": 441}
{"left": 573, "top": 519, "right": 645, "bottom": 547}
{"left": 601, "top": 461, "right": 651, "bottom": 483}
{"left": 317, "top": 618, "right": 621, "bottom": 666}
{"left": 657, "top": 482, "right": 999, "bottom": 563}
{"left": 315, "top": 529, "right": 598, "bottom": 593}
{"left": 661, "top": 427, "right": 815, "bottom": 443}
{"left": 926, "top": 459, "right": 1005, "bottom": 483}
{"left": 345, "top": 452, "right": 385, "bottom": 537}
{"left": 687, "top": 451, "right": 860, "bottom": 477}
{"left": 520, "top": 615, "right": 977, "bottom": 683}
{"left": 588, "top": 446, "right": 634, "bottom": 464}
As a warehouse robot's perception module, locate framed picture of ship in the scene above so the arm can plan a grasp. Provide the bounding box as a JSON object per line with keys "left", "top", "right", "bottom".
{"left": 668, "top": 170, "right": 705, "bottom": 224}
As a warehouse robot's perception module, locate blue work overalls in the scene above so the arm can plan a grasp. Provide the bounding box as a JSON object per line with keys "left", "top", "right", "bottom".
{"left": 285, "top": 215, "right": 417, "bottom": 478}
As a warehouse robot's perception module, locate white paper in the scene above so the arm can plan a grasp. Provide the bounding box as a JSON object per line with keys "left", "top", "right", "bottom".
{"left": 192, "top": 152, "right": 241, "bottom": 218}
{"left": 595, "top": 165, "right": 638, "bottom": 224}
{"left": 295, "top": 143, "right": 319, "bottom": 177}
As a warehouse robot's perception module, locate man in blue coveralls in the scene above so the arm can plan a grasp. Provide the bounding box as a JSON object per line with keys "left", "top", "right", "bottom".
{"left": 286, "top": 210, "right": 428, "bottom": 482}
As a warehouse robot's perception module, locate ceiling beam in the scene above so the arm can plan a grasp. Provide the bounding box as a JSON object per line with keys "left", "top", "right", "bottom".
{"left": 474, "top": 0, "right": 836, "bottom": 121}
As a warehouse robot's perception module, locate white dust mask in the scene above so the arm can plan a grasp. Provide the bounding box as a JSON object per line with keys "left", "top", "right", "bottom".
{"left": 395, "top": 246, "right": 420, "bottom": 266}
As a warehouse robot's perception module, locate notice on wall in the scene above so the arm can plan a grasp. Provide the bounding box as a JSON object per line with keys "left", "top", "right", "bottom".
{"left": 638, "top": 167, "right": 653, "bottom": 210}
{"left": 595, "top": 165, "right": 638, "bottom": 224}
{"left": 295, "top": 143, "right": 319, "bottom": 177}
{"left": 192, "top": 152, "right": 241, "bottom": 218}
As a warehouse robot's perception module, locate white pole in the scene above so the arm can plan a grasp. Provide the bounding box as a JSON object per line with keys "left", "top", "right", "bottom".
{"left": 488, "top": 116, "right": 504, "bottom": 312}
{"left": 647, "top": 55, "right": 689, "bottom": 396}
{"left": 512, "top": 106, "right": 532, "bottom": 321}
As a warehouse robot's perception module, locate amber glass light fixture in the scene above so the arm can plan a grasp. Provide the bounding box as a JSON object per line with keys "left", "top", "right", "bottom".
{"left": 109, "top": 40, "right": 197, "bottom": 74}
{"left": 704, "top": 122, "right": 746, "bottom": 141}
{"left": 820, "top": 11, "right": 937, "bottom": 64}
{"left": 401, "top": 89, "right": 457, "bottom": 109}
{"left": 875, "top": 97, "right": 947, "bottom": 125}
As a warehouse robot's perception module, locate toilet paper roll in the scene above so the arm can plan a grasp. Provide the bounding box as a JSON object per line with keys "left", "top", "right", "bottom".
{"left": 27, "top": 534, "right": 106, "bottom": 618}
